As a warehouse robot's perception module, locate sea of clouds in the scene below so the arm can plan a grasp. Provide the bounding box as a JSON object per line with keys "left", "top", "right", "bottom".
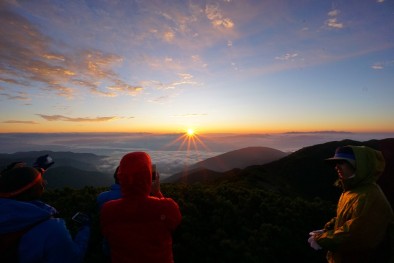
{"left": 1, "top": 132, "right": 393, "bottom": 178}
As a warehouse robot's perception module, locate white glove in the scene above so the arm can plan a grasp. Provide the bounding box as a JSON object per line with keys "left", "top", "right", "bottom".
{"left": 309, "top": 229, "right": 325, "bottom": 235}
{"left": 308, "top": 230, "right": 324, "bottom": 250}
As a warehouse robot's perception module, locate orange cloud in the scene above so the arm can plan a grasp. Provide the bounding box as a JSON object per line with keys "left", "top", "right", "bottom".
{"left": 0, "top": 8, "right": 142, "bottom": 102}
{"left": 37, "top": 114, "right": 118, "bottom": 122}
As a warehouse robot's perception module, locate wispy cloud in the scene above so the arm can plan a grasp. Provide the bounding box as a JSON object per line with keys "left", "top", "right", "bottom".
{"left": 205, "top": 4, "right": 234, "bottom": 30}
{"left": 275, "top": 53, "right": 299, "bottom": 61}
{"left": 371, "top": 60, "right": 394, "bottom": 70}
{"left": 37, "top": 114, "right": 118, "bottom": 122}
{"left": 141, "top": 73, "right": 199, "bottom": 91}
{"left": 0, "top": 92, "right": 30, "bottom": 101}
{"left": 2, "top": 120, "right": 38, "bottom": 124}
{"left": 0, "top": 8, "right": 141, "bottom": 100}
{"left": 371, "top": 63, "right": 384, "bottom": 70}
{"left": 325, "top": 9, "right": 344, "bottom": 29}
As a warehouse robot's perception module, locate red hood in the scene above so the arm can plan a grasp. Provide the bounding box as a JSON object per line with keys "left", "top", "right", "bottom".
{"left": 117, "top": 152, "right": 152, "bottom": 197}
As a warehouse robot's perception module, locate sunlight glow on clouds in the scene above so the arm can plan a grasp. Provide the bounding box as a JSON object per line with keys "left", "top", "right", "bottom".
{"left": 0, "top": 9, "right": 142, "bottom": 103}
{"left": 3, "top": 120, "right": 38, "bottom": 124}
{"left": 205, "top": 4, "right": 234, "bottom": 29}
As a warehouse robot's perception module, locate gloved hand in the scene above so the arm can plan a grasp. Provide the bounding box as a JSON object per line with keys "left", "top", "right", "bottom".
{"left": 33, "top": 154, "right": 55, "bottom": 170}
{"left": 308, "top": 230, "right": 324, "bottom": 250}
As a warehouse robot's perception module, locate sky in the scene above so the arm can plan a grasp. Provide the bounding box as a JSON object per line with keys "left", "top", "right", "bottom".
{"left": 1, "top": 0, "right": 394, "bottom": 135}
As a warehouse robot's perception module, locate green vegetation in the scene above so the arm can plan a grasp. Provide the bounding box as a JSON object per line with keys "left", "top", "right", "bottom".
{"left": 42, "top": 182, "right": 334, "bottom": 263}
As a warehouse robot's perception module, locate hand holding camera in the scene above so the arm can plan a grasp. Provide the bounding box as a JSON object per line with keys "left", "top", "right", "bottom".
{"left": 33, "top": 154, "right": 55, "bottom": 171}
{"left": 151, "top": 164, "right": 163, "bottom": 198}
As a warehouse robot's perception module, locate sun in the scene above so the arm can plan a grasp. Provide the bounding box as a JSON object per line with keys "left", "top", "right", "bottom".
{"left": 186, "top": 128, "right": 195, "bottom": 137}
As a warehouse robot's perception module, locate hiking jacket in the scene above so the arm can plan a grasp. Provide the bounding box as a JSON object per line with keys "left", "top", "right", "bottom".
{"left": 100, "top": 152, "right": 182, "bottom": 263}
{"left": 316, "top": 146, "right": 394, "bottom": 263}
{"left": 97, "top": 183, "right": 121, "bottom": 209}
{"left": 0, "top": 198, "right": 90, "bottom": 263}
{"left": 97, "top": 183, "right": 122, "bottom": 256}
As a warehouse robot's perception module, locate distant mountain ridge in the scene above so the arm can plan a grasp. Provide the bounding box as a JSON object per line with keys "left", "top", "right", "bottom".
{"left": 1, "top": 139, "right": 393, "bottom": 205}
{"left": 0, "top": 150, "right": 113, "bottom": 189}
{"left": 0, "top": 150, "right": 107, "bottom": 171}
{"left": 163, "top": 146, "right": 289, "bottom": 183}
{"left": 190, "top": 146, "right": 289, "bottom": 172}
{"left": 164, "top": 138, "right": 394, "bottom": 207}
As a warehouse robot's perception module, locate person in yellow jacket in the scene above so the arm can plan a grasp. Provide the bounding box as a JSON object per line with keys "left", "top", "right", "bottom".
{"left": 308, "top": 145, "right": 394, "bottom": 263}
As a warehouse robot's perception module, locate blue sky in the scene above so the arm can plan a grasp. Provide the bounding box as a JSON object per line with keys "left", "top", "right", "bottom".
{"left": 0, "top": 0, "right": 393, "bottom": 134}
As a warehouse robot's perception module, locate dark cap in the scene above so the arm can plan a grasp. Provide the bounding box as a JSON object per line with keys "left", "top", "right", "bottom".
{"left": 325, "top": 146, "right": 356, "bottom": 167}
{"left": 0, "top": 166, "right": 43, "bottom": 198}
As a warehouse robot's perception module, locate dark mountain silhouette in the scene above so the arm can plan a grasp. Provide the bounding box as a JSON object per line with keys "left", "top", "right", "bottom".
{"left": 1, "top": 139, "right": 393, "bottom": 202}
{"left": 0, "top": 150, "right": 107, "bottom": 171}
{"left": 0, "top": 150, "right": 113, "bottom": 189}
{"left": 163, "top": 146, "right": 288, "bottom": 183}
{"left": 43, "top": 166, "right": 113, "bottom": 189}
{"left": 190, "top": 146, "right": 289, "bottom": 172}
{"left": 164, "top": 138, "right": 394, "bottom": 206}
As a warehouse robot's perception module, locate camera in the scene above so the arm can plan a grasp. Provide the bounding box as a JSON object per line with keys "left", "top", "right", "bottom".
{"left": 33, "top": 154, "right": 55, "bottom": 170}
{"left": 152, "top": 164, "right": 157, "bottom": 181}
{"left": 72, "top": 212, "right": 90, "bottom": 225}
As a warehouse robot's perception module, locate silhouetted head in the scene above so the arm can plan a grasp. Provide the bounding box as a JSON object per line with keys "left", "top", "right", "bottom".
{"left": 117, "top": 152, "right": 152, "bottom": 197}
{"left": 114, "top": 166, "right": 120, "bottom": 184}
{"left": 0, "top": 164, "right": 45, "bottom": 201}
{"left": 325, "top": 146, "right": 356, "bottom": 168}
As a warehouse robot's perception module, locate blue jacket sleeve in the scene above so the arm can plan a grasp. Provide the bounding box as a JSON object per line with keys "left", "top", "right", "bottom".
{"left": 19, "top": 218, "right": 90, "bottom": 263}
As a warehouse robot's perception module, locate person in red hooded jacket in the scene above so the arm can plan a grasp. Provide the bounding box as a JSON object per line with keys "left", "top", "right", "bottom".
{"left": 100, "top": 152, "right": 182, "bottom": 263}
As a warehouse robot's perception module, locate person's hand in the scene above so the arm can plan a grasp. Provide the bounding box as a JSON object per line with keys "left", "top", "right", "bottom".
{"left": 33, "top": 154, "right": 54, "bottom": 171}
{"left": 151, "top": 171, "right": 163, "bottom": 198}
{"left": 308, "top": 230, "right": 323, "bottom": 250}
{"left": 72, "top": 212, "right": 91, "bottom": 227}
{"left": 310, "top": 229, "right": 324, "bottom": 236}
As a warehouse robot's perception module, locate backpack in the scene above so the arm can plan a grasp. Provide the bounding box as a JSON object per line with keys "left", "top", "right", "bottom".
{"left": 0, "top": 219, "right": 48, "bottom": 263}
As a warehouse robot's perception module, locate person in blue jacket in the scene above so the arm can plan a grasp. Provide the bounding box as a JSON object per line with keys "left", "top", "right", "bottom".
{"left": 0, "top": 155, "right": 90, "bottom": 263}
{"left": 96, "top": 165, "right": 122, "bottom": 257}
{"left": 97, "top": 166, "right": 121, "bottom": 209}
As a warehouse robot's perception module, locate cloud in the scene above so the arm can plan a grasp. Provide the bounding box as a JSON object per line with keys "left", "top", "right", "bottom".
{"left": 141, "top": 73, "right": 198, "bottom": 91}
{"left": 371, "top": 64, "right": 384, "bottom": 70}
{"left": 43, "top": 85, "right": 75, "bottom": 99}
{"left": 205, "top": 4, "right": 234, "bottom": 29}
{"left": 37, "top": 114, "right": 118, "bottom": 122}
{"left": 325, "top": 9, "right": 344, "bottom": 29}
{"left": 2, "top": 120, "right": 38, "bottom": 124}
{"left": 0, "top": 92, "right": 30, "bottom": 101}
{"left": 275, "top": 53, "right": 299, "bottom": 61}
{"left": 371, "top": 60, "right": 394, "bottom": 70}
{"left": 0, "top": 77, "right": 26, "bottom": 86}
{"left": 0, "top": 7, "right": 141, "bottom": 101}
{"left": 163, "top": 31, "right": 175, "bottom": 42}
